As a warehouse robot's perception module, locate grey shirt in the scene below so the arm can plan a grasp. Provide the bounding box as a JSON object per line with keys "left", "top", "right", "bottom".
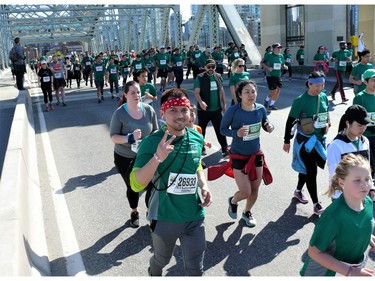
{"left": 14, "top": 44, "right": 24, "bottom": 65}
{"left": 109, "top": 103, "right": 159, "bottom": 158}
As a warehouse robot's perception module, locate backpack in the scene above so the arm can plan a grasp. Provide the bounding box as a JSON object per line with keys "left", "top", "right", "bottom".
{"left": 9, "top": 47, "right": 20, "bottom": 63}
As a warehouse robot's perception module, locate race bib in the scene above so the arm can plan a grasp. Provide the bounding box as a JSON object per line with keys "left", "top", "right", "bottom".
{"left": 75, "top": 67, "right": 80, "bottom": 71}
{"left": 367, "top": 112, "right": 375, "bottom": 127}
{"left": 210, "top": 81, "right": 218, "bottom": 91}
{"left": 176, "top": 61, "right": 182, "bottom": 67}
{"left": 160, "top": 60, "right": 166, "bottom": 65}
{"left": 167, "top": 173, "right": 197, "bottom": 195}
{"left": 286, "top": 58, "right": 291, "bottom": 63}
{"left": 54, "top": 73, "right": 62, "bottom": 78}
{"left": 131, "top": 139, "right": 141, "bottom": 153}
{"left": 195, "top": 54, "right": 200, "bottom": 58}
{"left": 339, "top": 61, "right": 346, "bottom": 67}
{"left": 135, "top": 64, "right": 142, "bottom": 69}
{"left": 43, "top": 76, "right": 51, "bottom": 82}
{"left": 96, "top": 66, "right": 103, "bottom": 72}
{"left": 110, "top": 68, "right": 117, "bottom": 74}
{"left": 243, "top": 122, "right": 261, "bottom": 141}
{"left": 300, "top": 55, "right": 304, "bottom": 59}
{"left": 314, "top": 113, "right": 328, "bottom": 129}
{"left": 273, "top": 63, "right": 281, "bottom": 70}
{"left": 140, "top": 95, "right": 153, "bottom": 104}
{"left": 85, "top": 61, "right": 91, "bottom": 66}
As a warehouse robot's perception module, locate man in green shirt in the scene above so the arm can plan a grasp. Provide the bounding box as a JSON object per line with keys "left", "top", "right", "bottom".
{"left": 261, "top": 43, "right": 288, "bottom": 111}
{"left": 170, "top": 47, "right": 185, "bottom": 88}
{"left": 92, "top": 55, "right": 107, "bottom": 103}
{"left": 105, "top": 57, "right": 120, "bottom": 100}
{"left": 353, "top": 69, "right": 375, "bottom": 181}
{"left": 130, "top": 88, "right": 212, "bottom": 276}
{"left": 349, "top": 48, "right": 373, "bottom": 94}
{"left": 154, "top": 46, "right": 170, "bottom": 94}
{"left": 329, "top": 41, "right": 351, "bottom": 102}
{"left": 296, "top": 45, "right": 305, "bottom": 65}
{"left": 194, "top": 59, "right": 228, "bottom": 157}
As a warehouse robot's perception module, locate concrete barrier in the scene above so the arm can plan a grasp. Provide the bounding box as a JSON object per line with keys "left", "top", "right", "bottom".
{"left": 0, "top": 90, "right": 51, "bottom": 275}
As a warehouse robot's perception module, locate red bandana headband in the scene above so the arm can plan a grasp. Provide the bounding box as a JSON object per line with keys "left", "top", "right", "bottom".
{"left": 161, "top": 97, "right": 191, "bottom": 111}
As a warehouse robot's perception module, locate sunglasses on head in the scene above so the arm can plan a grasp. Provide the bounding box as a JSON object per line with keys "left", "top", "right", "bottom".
{"left": 206, "top": 65, "right": 216, "bottom": 69}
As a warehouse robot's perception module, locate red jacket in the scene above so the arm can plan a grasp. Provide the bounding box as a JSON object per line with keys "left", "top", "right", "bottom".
{"left": 207, "top": 150, "right": 273, "bottom": 185}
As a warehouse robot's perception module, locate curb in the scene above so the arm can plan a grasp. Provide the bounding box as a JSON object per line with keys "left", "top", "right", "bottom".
{"left": 0, "top": 89, "right": 51, "bottom": 275}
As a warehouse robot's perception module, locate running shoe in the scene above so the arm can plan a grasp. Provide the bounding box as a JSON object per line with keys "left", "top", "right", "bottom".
{"left": 342, "top": 98, "right": 349, "bottom": 103}
{"left": 263, "top": 99, "right": 269, "bottom": 109}
{"left": 242, "top": 211, "right": 256, "bottom": 227}
{"left": 221, "top": 149, "right": 229, "bottom": 159}
{"left": 228, "top": 196, "right": 238, "bottom": 219}
{"left": 331, "top": 92, "right": 336, "bottom": 100}
{"left": 294, "top": 190, "right": 308, "bottom": 204}
{"left": 62, "top": 102, "right": 67, "bottom": 106}
{"left": 313, "top": 202, "right": 325, "bottom": 216}
{"left": 130, "top": 211, "right": 140, "bottom": 228}
{"left": 268, "top": 105, "right": 278, "bottom": 110}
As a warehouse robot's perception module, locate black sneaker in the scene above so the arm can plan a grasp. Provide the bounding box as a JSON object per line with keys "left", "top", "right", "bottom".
{"left": 331, "top": 92, "right": 336, "bottom": 100}
{"left": 130, "top": 211, "right": 140, "bottom": 228}
{"left": 242, "top": 211, "right": 256, "bottom": 227}
{"left": 228, "top": 196, "right": 238, "bottom": 219}
{"left": 268, "top": 105, "right": 278, "bottom": 110}
{"left": 342, "top": 98, "right": 349, "bottom": 103}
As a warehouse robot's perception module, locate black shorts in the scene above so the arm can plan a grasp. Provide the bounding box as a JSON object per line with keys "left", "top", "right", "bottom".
{"left": 94, "top": 80, "right": 104, "bottom": 89}
{"left": 266, "top": 75, "right": 282, "bottom": 90}
{"left": 157, "top": 68, "right": 168, "bottom": 78}
{"left": 231, "top": 155, "right": 263, "bottom": 171}
{"left": 53, "top": 78, "right": 66, "bottom": 89}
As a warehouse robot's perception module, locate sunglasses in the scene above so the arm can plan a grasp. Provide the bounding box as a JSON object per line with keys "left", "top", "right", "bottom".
{"left": 238, "top": 65, "right": 245, "bottom": 68}
{"left": 206, "top": 65, "right": 216, "bottom": 69}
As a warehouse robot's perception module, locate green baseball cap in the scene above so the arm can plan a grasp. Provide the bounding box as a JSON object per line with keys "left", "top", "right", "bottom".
{"left": 363, "top": 69, "right": 375, "bottom": 80}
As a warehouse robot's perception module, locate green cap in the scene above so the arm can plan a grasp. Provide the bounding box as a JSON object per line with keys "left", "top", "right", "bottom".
{"left": 363, "top": 69, "right": 375, "bottom": 80}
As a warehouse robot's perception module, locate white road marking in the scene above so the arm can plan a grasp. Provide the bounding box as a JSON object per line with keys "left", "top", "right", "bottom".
{"left": 35, "top": 92, "right": 87, "bottom": 276}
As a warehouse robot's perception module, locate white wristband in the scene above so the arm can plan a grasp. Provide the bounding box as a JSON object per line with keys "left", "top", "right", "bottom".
{"left": 153, "top": 153, "right": 163, "bottom": 163}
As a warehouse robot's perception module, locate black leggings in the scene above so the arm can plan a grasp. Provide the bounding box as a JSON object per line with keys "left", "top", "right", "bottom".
{"left": 296, "top": 145, "right": 325, "bottom": 204}
{"left": 114, "top": 152, "right": 152, "bottom": 209}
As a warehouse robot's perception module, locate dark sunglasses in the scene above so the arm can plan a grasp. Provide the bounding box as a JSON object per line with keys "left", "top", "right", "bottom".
{"left": 238, "top": 65, "right": 245, "bottom": 68}
{"left": 206, "top": 65, "right": 216, "bottom": 69}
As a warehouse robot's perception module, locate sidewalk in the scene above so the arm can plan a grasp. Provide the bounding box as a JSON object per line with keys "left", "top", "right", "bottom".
{"left": 0, "top": 69, "right": 20, "bottom": 178}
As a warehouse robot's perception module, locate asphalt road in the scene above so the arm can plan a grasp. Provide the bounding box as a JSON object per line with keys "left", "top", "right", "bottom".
{"left": 25, "top": 69, "right": 375, "bottom": 277}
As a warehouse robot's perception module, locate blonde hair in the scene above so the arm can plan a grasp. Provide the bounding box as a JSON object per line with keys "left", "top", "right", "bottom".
{"left": 326, "top": 153, "right": 371, "bottom": 197}
{"left": 232, "top": 58, "right": 245, "bottom": 68}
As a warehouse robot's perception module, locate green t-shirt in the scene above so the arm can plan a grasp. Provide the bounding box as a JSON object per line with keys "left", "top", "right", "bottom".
{"left": 131, "top": 127, "right": 205, "bottom": 223}
{"left": 332, "top": 49, "right": 351, "bottom": 71}
{"left": 212, "top": 52, "right": 224, "bottom": 67}
{"left": 199, "top": 53, "right": 211, "bottom": 66}
{"left": 170, "top": 53, "right": 185, "bottom": 68}
{"left": 119, "top": 58, "right": 131, "bottom": 74}
{"left": 191, "top": 50, "right": 202, "bottom": 64}
{"left": 194, "top": 74, "right": 222, "bottom": 111}
{"left": 353, "top": 91, "right": 375, "bottom": 137}
{"left": 154, "top": 53, "right": 170, "bottom": 69}
{"left": 140, "top": 82, "right": 157, "bottom": 105}
{"left": 288, "top": 92, "right": 329, "bottom": 139}
{"left": 229, "top": 72, "right": 251, "bottom": 87}
{"left": 131, "top": 59, "right": 144, "bottom": 72}
{"left": 142, "top": 58, "right": 154, "bottom": 70}
{"left": 300, "top": 195, "right": 373, "bottom": 276}
{"left": 262, "top": 52, "right": 286, "bottom": 77}
{"left": 296, "top": 49, "right": 304, "bottom": 63}
{"left": 350, "top": 63, "right": 373, "bottom": 93}
{"left": 283, "top": 53, "right": 292, "bottom": 66}
{"left": 313, "top": 53, "right": 329, "bottom": 62}
{"left": 92, "top": 63, "right": 105, "bottom": 81}
{"left": 106, "top": 64, "right": 119, "bottom": 81}
{"left": 229, "top": 52, "right": 241, "bottom": 63}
